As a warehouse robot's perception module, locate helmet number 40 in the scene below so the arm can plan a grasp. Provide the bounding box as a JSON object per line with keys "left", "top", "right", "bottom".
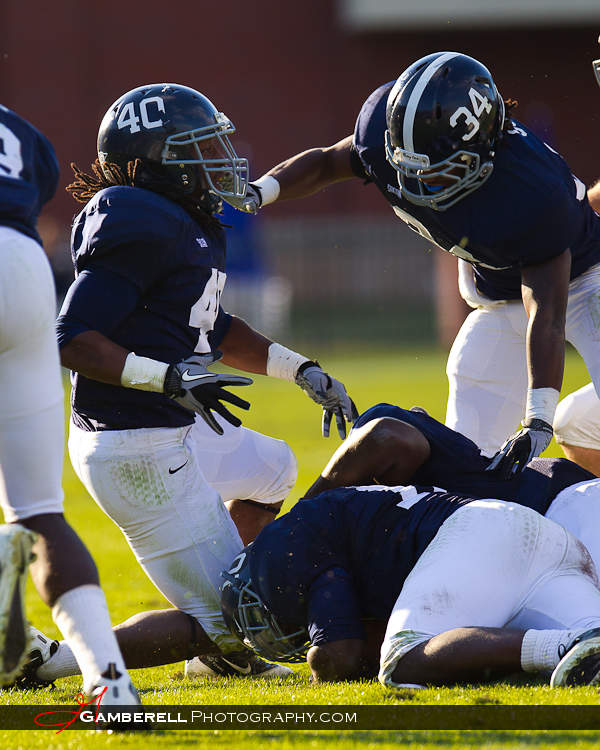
{"left": 116, "top": 96, "right": 166, "bottom": 134}
{"left": 449, "top": 88, "right": 492, "bottom": 142}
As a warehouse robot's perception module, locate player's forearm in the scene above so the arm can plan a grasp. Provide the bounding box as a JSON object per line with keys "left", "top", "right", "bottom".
{"left": 60, "top": 330, "right": 130, "bottom": 386}
{"left": 218, "top": 316, "right": 271, "bottom": 373}
{"left": 262, "top": 136, "right": 355, "bottom": 201}
{"left": 526, "top": 311, "right": 565, "bottom": 392}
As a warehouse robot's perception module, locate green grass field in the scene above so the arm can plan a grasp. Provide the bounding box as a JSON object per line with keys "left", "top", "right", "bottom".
{"left": 1, "top": 346, "right": 599, "bottom": 748}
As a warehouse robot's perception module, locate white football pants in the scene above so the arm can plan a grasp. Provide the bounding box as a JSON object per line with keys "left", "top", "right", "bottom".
{"left": 68, "top": 418, "right": 297, "bottom": 651}
{"left": 0, "top": 227, "right": 65, "bottom": 522}
{"left": 379, "top": 500, "right": 600, "bottom": 686}
{"left": 446, "top": 261, "right": 600, "bottom": 456}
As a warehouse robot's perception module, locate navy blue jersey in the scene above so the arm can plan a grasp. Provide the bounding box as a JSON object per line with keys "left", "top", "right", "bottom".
{"left": 249, "top": 485, "right": 477, "bottom": 646}
{"left": 56, "top": 185, "right": 232, "bottom": 430}
{"left": 353, "top": 403, "right": 594, "bottom": 514}
{"left": 0, "top": 106, "right": 59, "bottom": 243}
{"left": 351, "top": 83, "right": 600, "bottom": 300}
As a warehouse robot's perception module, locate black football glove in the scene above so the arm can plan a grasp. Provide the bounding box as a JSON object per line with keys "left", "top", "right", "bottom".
{"left": 294, "top": 361, "right": 359, "bottom": 439}
{"left": 164, "top": 352, "right": 252, "bottom": 435}
{"left": 485, "top": 418, "right": 554, "bottom": 479}
{"left": 223, "top": 183, "right": 263, "bottom": 214}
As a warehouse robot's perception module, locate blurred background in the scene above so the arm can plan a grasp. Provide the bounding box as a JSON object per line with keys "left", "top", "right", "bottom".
{"left": 3, "top": 0, "right": 600, "bottom": 351}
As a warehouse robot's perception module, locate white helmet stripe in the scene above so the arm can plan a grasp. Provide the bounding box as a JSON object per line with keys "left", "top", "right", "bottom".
{"left": 402, "top": 51, "right": 459, "bottom": 153}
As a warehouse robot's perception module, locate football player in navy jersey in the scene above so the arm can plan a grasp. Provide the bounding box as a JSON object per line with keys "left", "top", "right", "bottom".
{"left": 228, "top": 52, "right": 600, "bottom": 477}
{"left": 221, "top": 485, "right": 600, "bottom": 689}
{"left": 306, "top": 402, "right": 600, "bottom": 571}
{"left": 0, "top": 106, "right": 140, "bottom": 704}
{"left": 56, "top": 83, "right": 356, "bottom": 679}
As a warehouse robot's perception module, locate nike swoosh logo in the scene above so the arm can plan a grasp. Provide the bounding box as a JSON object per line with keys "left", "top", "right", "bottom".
{"left": 221, "top": 658, "right": 252, "bottom": 675}
{"left": 181, "top": 370, "right": 213, "bottom": 383}
{"left": 168, "top": 460, "right": 188, "bottom": 475}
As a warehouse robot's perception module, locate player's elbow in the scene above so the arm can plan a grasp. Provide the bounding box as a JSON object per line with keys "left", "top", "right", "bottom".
{"left": 307, "top": 640, "right": 363, "bottom": 682}
{"left": 362, "top": 418, "right": 430, "bottom": 480}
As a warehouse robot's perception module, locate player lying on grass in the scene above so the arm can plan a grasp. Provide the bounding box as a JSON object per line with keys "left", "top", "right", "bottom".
{"left": 305, "top": 402, "right": 600, "bottom": 570}
{"left": 16, "top": 401, "right": 600, "bottom": 687}
{"left": 221, "top": 485, "right": 600, "bottom": 689}
{"left": 219, "top": 403, "right": 600, "bottom": 687}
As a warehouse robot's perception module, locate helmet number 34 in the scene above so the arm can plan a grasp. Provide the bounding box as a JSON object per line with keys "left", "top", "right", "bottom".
{"left": 116, "top": 96, "right": 166, "bottom": 134}
{"left": 449, "top": 88, "right": 492, "bottom": 142}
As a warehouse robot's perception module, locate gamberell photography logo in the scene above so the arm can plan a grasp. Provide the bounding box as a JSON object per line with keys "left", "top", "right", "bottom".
{"left": 2, "top": 702, "right": 600, "bottom": 731}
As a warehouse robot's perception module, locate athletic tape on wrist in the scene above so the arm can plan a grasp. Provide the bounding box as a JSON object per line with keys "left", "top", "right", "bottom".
{"left": 266, "top": 343, "right": 310, "bottom": 381}
{"left": 120, "top": 352, "right": 169, "bottom": 393}
{"left": 254, "top": 175, "right": 280, "bottom": 205}
{"left": 525, "top": 387, "right": 560, "bottom": 425}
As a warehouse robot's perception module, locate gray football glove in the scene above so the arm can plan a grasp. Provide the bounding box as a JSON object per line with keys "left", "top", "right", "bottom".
{"left": 164, "top": 352, "right": 252, "bottom": 435}
{"left": 224, "top": 183, "right": 263, "bottom": 214}
{"left": 294, "top": 361, "right": 358, "bottom": 439}
{"left": 485, "top": 418, "right": 554, "bottom": 479}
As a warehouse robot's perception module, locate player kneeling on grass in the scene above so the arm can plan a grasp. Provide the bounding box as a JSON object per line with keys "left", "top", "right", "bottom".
{"left": 31, "top": 82, "right": 356, "bottom": 685}
{"left": 221, "top": 487, "right": 600, "bottom": 688}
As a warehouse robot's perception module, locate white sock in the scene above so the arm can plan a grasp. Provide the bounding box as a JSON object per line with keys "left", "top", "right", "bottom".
{"left": 51, "top": 584, "right": 128, "bottom": 691}
{"left": 37, "top": 640, "right": 80, "bottom": 680}
{"left": 521, "top": 629, "right": 583, "bottom": 673}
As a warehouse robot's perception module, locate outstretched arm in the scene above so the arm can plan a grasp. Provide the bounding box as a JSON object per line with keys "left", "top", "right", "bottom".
{"left": 228, "top": 136, "right": 357, "bottom": 212}
{"left": 263, "top": 135, "right": 356, "bottom": 200}
{"left": 304, "top": 417, "right": 431, "bottom": 498}
{"left": 219, "top": 315, "right": 357, "bottom": 439}
{"left": 487, "top": 250, "right": 570, "bottom": 477}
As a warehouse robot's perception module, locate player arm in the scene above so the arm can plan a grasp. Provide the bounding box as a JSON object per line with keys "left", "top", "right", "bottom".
{"left": 57, "top": 267, "right": 142, "bottom": 385}
{"left": 233, "top": 136, "right": 356, "bottom": 212}
{"left": 218, "top": 315, "right": 357, "bottom": 438}
{"left": 487, "top": 250, "right": 571, "bottom": 475}
{"left": 304, "top": 417, "right": 431, "bottom": 499}
{"left": 305, "top": 568, "right": 375, "bottom": 682}
{"left": 520, "top": 248, "right": 571, "bottom": 407}
{"left": 263, "top": 135, "right": 356, "bottom": 200}
{"left": 58, "top": 270, "right": 252, "bottom": 432}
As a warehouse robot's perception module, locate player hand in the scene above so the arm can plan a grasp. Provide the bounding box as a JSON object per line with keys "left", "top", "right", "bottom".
{"left": 294, "top": 362, "right": 358, "bottom": 439}
{"left": 164, "top": 352, "right": 253, "bottom": 435}
{"left": 224, "top": 183, "right": 263, "bottom": 214}
{"left": 485, "top": 418, "right": 554, "bottom": 479}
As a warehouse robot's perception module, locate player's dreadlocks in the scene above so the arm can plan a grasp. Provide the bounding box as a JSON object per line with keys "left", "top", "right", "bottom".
{"left": 66, "top": 158, "right": 224, "bottom": 231}
{"left": 502, "top": 98, "right": 519, "bottom": 130}
{"left": 66, "top": 158, "right": 141, "bottom": 203}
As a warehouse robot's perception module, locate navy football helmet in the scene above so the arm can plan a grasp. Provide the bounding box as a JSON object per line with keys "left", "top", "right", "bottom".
{"left": 385, "top": 52, "right": 505, "bottom": 210}
{"left": 221, "top": 548, "right": 310, "bottom": 663}
{"left": 97, "top": 83, "right": 248, "bottom": 212}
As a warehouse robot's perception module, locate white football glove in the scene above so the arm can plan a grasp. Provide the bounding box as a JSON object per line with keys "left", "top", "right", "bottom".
{"left": 164, "top": 352, "right": 252, "bottom": 435}
{"left": 294, "top": 361, "right": 358, "bottom": 439}
{"left": 224, "top": 183, "right": 263, "bottom": 214}
{"left": 486, "top": 418, "right": 554, "bottom": 479}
